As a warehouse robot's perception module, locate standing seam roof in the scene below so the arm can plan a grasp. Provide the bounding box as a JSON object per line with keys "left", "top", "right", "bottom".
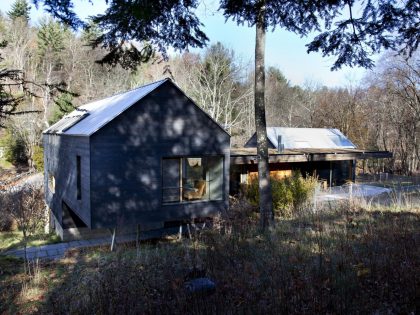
{"left": 264, "top": 127, "right": 356, "bottom": 149}
{"left": 44, "top": 78, "right": 169, "bottom": 136}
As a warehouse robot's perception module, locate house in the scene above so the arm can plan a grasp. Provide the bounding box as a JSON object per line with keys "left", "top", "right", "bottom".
{"left": 44, "top": 79, "right": 392, "bottom": 241}
{"left": 230, "top": 127, "right": 391, "bottom": 193}
{"left": 43, "top": 79, "right": 230, "bottom": 240}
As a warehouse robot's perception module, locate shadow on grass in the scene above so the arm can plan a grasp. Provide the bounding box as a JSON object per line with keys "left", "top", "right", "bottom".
{"left": 0, "top": 231, "right": 61, "bottom": 253}
{"left": 16, "top": 208, "right": 416, "bottom": 315}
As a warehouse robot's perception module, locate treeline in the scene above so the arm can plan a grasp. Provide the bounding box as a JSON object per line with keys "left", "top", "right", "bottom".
{"left": 0, "top": 0, "right": 418, "bottom": 174}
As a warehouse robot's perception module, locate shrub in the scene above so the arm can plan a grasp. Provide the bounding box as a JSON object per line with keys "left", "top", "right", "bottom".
{"left": 246, "top": 171, "right": 318, "bottom": 217}
{"left": 2, "top": 185, "right": 46, "bottom": 240}
{"left": 288, "top": 171, "right": 318, "bottom": 213}
{"left": 32, "top": 146, "right": 44, "bottom": 172}
{"left": 2, "top": 129, "right": 27, "bottom": 166}
{"left": 0, "top": 211, "right": 14, "bottom": 232}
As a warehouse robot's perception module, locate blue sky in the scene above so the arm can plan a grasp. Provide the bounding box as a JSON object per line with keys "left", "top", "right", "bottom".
{"left": 0, "top": 0, "right": 375, "bottom": 87}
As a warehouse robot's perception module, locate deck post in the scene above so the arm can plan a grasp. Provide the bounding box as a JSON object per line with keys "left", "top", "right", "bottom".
{"left": 363, "top": 159, "right": 365, "bottom": 175}
{"left": 329, "top": 161, "right": 333, "bottom": 190}
{"left": 110, "top": 228, "right": 116, "bottom": 252}
{"left": 136, "top": 224, "right": 140, "bottom": 258}
{"left": 178, "top": 224, "right": 183, "bottom": 240}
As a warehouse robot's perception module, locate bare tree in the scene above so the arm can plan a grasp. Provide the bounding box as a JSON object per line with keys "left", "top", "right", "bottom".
{"left": 2, "top": 185, "right": 45, "bottom": 273}
{"left": 365, "top": 52, "right": 419, "bottom": 174}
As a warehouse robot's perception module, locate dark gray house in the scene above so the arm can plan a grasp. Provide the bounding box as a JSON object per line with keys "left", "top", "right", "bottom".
{"left": 44, "top": 79, "right": 230, "bottom": 240}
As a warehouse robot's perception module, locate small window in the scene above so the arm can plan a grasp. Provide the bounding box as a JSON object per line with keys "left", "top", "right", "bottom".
{"left": 48, "top": 172, "right": 55, "bottom": 193}
{"left": 76, "top": 156, "right": 81, "bottom": 200}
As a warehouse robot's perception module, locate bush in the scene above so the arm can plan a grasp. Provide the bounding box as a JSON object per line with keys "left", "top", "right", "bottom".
{"left": 2, "top": 129, "right": 27, "bottom": 166}
{"left": 246, "top": 171, "right": 318, "bottom": 217}
{"left": 1, "top": 186, "right": 46, "bottom": 237}
{"left": 32, "top": 146, "right": 44, "bottom": 172}
{"left": 288, "top": 171, "right": 318, "bottom": 213}
{"left": 0, "top": 211, "right": 14, "bottom": 232}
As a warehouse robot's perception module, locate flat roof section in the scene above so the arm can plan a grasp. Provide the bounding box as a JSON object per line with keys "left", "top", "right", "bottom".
{"left": 230, "top": 147, "right": 392, "bottom": 165}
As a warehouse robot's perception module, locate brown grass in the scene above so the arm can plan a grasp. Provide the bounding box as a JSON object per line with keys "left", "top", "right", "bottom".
{"left": 0, "top": 201, "right": 419, "bottom": 314}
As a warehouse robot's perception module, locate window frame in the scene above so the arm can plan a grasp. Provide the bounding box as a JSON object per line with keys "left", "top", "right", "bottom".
{"left": 48, "top": 172, "right": 55, "bottom": 194}
{"left": 76, "top": 155, "right": 81, "bottom": 200}
{"left": 161, "top": 155, "right": 224, "bottom": 205}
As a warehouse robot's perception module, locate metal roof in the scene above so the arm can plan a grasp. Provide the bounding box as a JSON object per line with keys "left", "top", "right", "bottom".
{"left": 263, "top": 127, "right": 356, "bottom": 149}
{"left": 44, "top": 78, "right": 169, "bottom": 136}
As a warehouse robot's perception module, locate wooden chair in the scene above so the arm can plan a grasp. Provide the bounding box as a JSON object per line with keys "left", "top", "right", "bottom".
{"left": 183, "top": 180, "right": 206, "bottom": 201}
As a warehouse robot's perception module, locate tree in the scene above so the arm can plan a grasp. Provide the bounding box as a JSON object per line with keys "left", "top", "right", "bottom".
{"left": 219, "top": 0, "right": 418, "bottom": 229}
{"left": 33, "top": 0, "right": 419, "bottom": 229}
{"left": 1, "top": 185, "right": 45, "bottom": 273}
{"left": 36, "top": 18, "right": 68, "bottom": 127}
{"left": 35, "top": 0, "right": 209, "bottom": 68}
{"left": 364, "top": 52, "right": 419, "bottom": 174}
{"left": 0, "top": 45, "right": 26, "bottom": 127}
{"left": 180, "top": 43, "right": 252, "bottom": 133}
{"left": 7, "top": 0, "right": 31, "bottom": 22}
{"left": 48, "top": 91, "right": 75, "bottom": 124}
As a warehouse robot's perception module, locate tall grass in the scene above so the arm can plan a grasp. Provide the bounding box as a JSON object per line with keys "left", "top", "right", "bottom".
{"left": 39, "top": 198, "right": 419, "bottom": 315}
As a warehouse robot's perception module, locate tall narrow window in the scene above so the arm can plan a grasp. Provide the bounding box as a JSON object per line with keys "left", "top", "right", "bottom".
{"left": 76, "top": 156, "right": 81, "bottom": 200}
{"left": 48, "top": 172, "right": 55, "bottom": 193}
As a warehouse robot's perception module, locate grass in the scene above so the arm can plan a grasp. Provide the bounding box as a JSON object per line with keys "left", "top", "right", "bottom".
{"left": 0, "top": 158, "right": 13, "bottom": 170}
{"left": 0, "top": 231, "right": 61, "bottom": 252}
{"left": 0, "top": 201, "right": 418, "bottom": 314}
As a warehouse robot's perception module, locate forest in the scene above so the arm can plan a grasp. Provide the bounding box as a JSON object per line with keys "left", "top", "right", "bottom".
{"left": 0, "top": 0, "right": 418, "bottom": 176}
{"left": 0, "top": 1, "right": 419, "bottom": 314}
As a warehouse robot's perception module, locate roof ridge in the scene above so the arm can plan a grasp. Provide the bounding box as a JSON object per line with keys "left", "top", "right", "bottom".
{"left": 79, "top": 77, "right": 170, "bottom": 109}
{"left": 114, "top": 77, "right": 170, "bottom": 97}
{"left": 44, "top": 78, "right": 170, "bottom": 135}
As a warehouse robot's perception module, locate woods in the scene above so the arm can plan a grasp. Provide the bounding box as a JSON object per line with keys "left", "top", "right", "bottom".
{"left": 0, "top": 0, "right": 418, "bottom": 229}
{"left": 1, "top": 3, "right": 418, "bottom": 175}
{"left": 0, "top": 1, "right": 419, "bottom": 313}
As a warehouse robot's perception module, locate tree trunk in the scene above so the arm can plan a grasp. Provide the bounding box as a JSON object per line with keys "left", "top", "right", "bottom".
{"left": 255, "top": 1, "right": 274, "bottom": 230}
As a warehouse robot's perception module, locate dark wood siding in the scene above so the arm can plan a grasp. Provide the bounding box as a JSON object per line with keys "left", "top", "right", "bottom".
{"left": 89, "top": 81, "right": 230, "bottom": 229}
{"left": 43, "top": 134, "right": 91, "bottom": 228}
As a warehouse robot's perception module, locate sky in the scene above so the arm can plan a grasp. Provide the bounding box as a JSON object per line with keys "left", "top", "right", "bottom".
{"left": 0, "top": 0, "right": 376, "bottom": 88}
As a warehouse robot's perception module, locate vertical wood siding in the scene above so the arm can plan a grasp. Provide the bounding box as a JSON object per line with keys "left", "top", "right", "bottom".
{"left": 43, "top": 134, "right": 91, "bottom": 228}
{"left": 89, "top": 81, "right": 230, "bottom": 229}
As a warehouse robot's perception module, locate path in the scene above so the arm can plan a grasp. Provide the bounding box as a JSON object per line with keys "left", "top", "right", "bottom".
{"left": 2, "top": 227, "right": 180, "bottom": 260}
{"left": 317, "top": 184, "right": 392, "bottom": 201}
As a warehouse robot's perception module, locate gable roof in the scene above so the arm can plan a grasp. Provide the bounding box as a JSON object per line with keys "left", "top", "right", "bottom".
{"left": 246, "top": 127, "right": 356, "bottom": 149}
{"left": 44, "top": 79, "right": 169, "bottom": 136}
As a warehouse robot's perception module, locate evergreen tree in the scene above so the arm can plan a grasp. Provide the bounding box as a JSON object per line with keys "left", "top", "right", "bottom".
{"left": 81, "top": 20, "right": 102, "bottom": 45}
{"left": 7, "top": 0, "right": 31, "bottom": 22}
{"left": 37, "top": 18, "right": 66, "bottom": 59}
{"left": 0, "top": 41, "right": 25, "bottom": 128}
{"left": 48, "top": 92, "right": 74, "bottom": 125}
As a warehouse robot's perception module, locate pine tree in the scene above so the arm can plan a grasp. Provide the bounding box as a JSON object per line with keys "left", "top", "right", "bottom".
{"left": 7, "top": 0, "right": 31, "bottom": 22}
{"left": 48, "top": 92, "right": 74, "bottom": 125}
{"left": 37, "top": 18, "right": 66, "bottom": 59}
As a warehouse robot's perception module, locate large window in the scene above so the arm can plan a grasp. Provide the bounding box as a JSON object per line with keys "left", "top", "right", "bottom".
{"left": 162, "top": 156, "right": 224, "bottom": 204}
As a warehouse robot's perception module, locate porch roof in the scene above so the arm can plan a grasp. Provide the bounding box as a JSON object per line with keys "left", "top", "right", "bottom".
{"left": 230, "top": 147, "right": 392, "bottom": 165}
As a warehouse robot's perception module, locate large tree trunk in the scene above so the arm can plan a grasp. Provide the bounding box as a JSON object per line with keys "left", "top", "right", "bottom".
{"left": 255, "top": 2, "right": 274, "bottom": 230}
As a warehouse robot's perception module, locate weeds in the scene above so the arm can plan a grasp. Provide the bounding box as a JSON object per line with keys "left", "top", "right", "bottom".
{"left": 0, "top": 194, "right": 418, "bottom": 314}
{"left": 34, "top": 204, "right": 419, "bottom": 314}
